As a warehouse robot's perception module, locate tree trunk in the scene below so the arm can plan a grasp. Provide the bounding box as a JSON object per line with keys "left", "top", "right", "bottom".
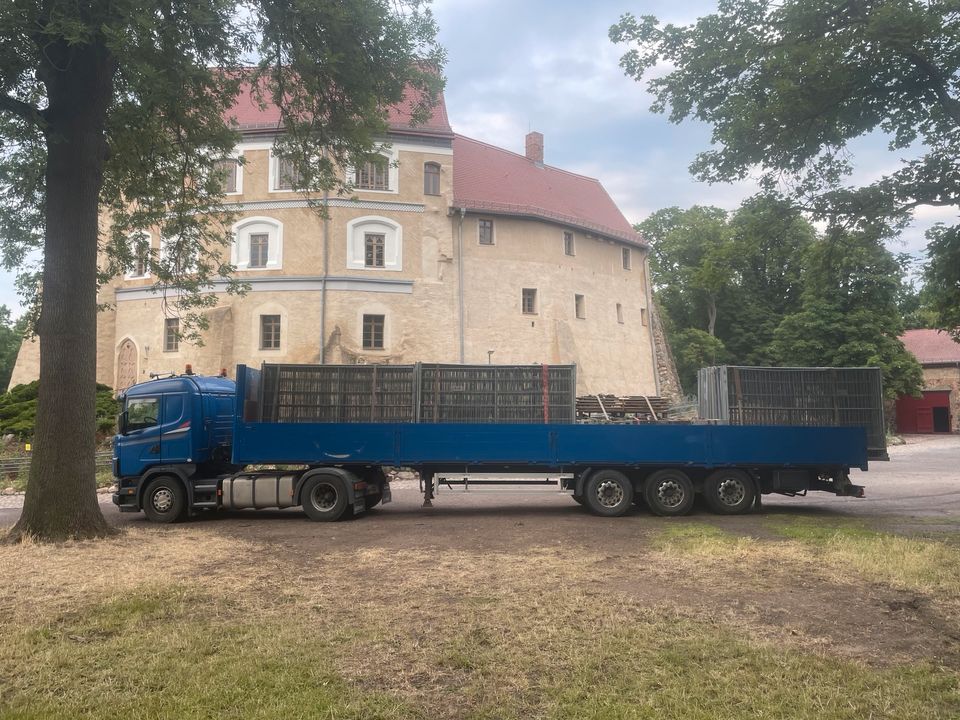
{"left": 707, "top": 297, "right": 717, "bottom": 337}
{"left": 7, "top": 40, "right": 116, "bottom": 542}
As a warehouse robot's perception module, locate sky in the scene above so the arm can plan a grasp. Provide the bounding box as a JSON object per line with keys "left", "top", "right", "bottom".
{"left": 0, "top": 0, "right": 953, "bottom": 314}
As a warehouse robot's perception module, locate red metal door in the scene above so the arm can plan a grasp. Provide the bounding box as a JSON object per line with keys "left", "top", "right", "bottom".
{"left": 917, "top": 407, "right": 934, "bottom": 434}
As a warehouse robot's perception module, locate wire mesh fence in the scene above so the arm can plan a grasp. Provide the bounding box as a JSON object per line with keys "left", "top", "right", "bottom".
{"left": 258, "top": 363, "right": 576, "bottom": 424}
{"left": 698, "top": 366, "right": 887, "bottom": 459}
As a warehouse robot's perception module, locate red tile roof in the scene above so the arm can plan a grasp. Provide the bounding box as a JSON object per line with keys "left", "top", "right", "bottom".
{"left": 452, "top": 135, "right": 645, "bottom": 246}
{"left": 227, "top": 78, "right": 453, "bottom": 138}
{"left": 901, "top": 329, "right": 960, "bottom": 364}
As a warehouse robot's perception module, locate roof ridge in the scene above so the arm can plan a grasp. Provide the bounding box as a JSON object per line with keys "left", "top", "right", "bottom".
{"left": 454, "top": 134, "right": 602, "bottom": 183}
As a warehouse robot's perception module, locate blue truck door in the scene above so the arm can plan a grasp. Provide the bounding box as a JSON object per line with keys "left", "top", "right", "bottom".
{"left": 121, "top": 395, "right": 162, "bottom": 472}
{"left": 160, "top": 392, "right": 192, "bottom": 463}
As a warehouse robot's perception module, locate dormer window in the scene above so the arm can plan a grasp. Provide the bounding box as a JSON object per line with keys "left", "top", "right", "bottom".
{"left": 355, "top": 155, "right": 390, "bottom": 191}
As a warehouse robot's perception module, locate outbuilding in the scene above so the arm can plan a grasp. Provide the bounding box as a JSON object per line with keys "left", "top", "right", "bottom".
{"left": 897, "top": 329, "right": 960, "bottom": 434}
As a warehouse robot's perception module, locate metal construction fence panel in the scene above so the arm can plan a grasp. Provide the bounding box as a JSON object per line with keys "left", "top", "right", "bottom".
{"left": 698, "top": 366, "right": 887, "bottom": 460}
{"left": 257, "top": 363, "right": 576, "bottom": 425}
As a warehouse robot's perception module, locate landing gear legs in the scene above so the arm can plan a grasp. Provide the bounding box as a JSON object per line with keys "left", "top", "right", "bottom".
{"left": 420, "top": 472, "right": 435, "bottom": 508}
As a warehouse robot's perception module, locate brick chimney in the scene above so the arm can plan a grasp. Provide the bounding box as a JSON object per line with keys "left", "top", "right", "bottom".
{"left": 525, "top": 131, "right": 544, "bottom": 164}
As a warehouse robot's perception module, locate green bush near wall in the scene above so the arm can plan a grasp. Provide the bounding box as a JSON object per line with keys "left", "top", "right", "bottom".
{"left": 0, "top": 382, "right": 118, "bottom": 439}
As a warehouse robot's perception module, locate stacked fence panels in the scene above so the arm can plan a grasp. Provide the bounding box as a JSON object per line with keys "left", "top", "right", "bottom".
{"left": 257, "top": 362, "right": 576, "bottom": 424}
{"left": 698, "top": 366, "right": 887, "bottom": 459}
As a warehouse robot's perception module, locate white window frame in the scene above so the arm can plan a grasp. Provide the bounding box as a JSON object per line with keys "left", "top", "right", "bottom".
{"left": 345, "top": 147, "right": 399, "bottom": 195}
{"left": 163, "top": 317, "right": 180, "bottom": 353}
{"left": 269, "top": 151, "right": 303, "bottom": 193}
{"left": 346, "top": 216, "right": 402, "bottom": 272}
{"left": 259, "top": 313, "right": 282, "bottom": 351}
{"left": 215, "top": 153, "right": 243, "bottom": 196}
{"left": 124, "top": 232, "right": 152, "bottom": 280}
{"left": 231, "top": 216, "right": 283, "bottom": 271}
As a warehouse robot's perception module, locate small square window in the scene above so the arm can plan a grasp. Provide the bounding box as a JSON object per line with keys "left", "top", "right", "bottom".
{"left": 522, "top": 288, "right": 537, "bottom": 315}
{"left": 214, "top": 158, "right": 239, "bottom": 194}
{"left": 622, "top": 247, "right": 632, "bottom": 270}
{"left": 640, "top": 307, "right": 648, "bottom": 327}
{"left": 478, "top": 219, "right": 494, "bottom": 245}
{"left": 249, "top": 233, "right": 269, "bottom": 268}
{"left": 164, "top": 317, "right": 179, "bottom": 352}
{"left": 563, "top": 231, "right": 575, "bottom": 256}
{"left": 363, "top": 314, "right": 385, "bottom": 349}
{"left": 616, "top": 303, "right": 624, "bottom": 324}
{"left": 364, "top": 233, "right": 385, "bottom": 268}
{"left": 260, "top": 314, "right": 281, "bottom": 350}
{"left": 424, "top": 162, "right": 441, "bottom": 196}
{"left": 575, "top": 294, "right": 585, "bottom": 320}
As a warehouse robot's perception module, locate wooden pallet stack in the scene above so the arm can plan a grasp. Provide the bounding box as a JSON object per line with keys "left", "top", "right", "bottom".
{"left": 576, "top": 394, "right": 671, "bottom": 422}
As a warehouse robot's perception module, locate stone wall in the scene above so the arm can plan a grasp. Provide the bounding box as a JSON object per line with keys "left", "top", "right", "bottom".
{"left": 922, "top": 365, "right": 960, "bottom": 432}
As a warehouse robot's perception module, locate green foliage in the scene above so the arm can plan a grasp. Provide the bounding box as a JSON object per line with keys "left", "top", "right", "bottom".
{"left": 0, "top": 382, "right": 118, "bottom": 438}
{"left": 672, "top": 328, "right": 727, "bottom": 391}
{"left": 612, "top": 0, "right": 960, "bottom": 336}
{"left": 0, "top": 305, "right": 26, "bottom": 391}
{"left": 771, "top": 229, "right": 923, "bottom": 398}
{"left": 924, "top": 224, "right": 960, "bottom": 340}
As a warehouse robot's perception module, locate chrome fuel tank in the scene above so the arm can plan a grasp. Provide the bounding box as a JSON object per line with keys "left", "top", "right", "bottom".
{"left": 221, "top": 473, "right": 300, "bottom": 509}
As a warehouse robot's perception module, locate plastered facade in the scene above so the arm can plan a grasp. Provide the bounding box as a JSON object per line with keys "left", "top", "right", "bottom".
{"left": 11, "top": 136, "right": 659, "bottom": 396}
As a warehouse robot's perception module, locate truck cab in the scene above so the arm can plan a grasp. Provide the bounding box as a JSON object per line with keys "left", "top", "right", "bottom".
{"left": 113, "top": 373, "right": 237, "bottom": 514}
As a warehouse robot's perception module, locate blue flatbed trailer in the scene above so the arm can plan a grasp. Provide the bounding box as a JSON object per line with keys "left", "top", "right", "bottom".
{"left": 113, "top": 365, "right": 868, "bottom": 523}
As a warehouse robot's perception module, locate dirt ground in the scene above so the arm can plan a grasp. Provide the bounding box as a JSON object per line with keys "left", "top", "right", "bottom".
{"left": 3, "top": 435, "right": 960, "bottom": 699}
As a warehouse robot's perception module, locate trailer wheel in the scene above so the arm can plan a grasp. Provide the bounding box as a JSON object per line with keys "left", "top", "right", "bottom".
{"left": 644, "top": 469, "right": 694, "bottom": 517}
{"left": 301, "top": 475, "right": 349, "bottom": 522}
{"left": 704, "top": 469, "right": 755, "bottom": 515}
{"left": 584, "top": 470, "right": 633, "bottom": 517}
{"left": 142, "top": 476, "right": 186, "bottom": 524}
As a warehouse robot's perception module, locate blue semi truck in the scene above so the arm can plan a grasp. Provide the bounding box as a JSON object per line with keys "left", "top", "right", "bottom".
{"left": 112, "top": 363, "right": 868, "bottom": 523}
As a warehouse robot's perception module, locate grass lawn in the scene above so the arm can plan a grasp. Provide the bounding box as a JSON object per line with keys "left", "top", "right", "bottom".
{"left": 1, "top": 521, "right": 958, "bottom": 719}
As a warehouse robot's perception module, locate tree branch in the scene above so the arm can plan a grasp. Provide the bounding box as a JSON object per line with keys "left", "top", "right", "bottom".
{"left": 900, "top": 49, "right": 960, "bottom": 127}
{"left": 0, "top": 94, "right": 44, "bottom": 126}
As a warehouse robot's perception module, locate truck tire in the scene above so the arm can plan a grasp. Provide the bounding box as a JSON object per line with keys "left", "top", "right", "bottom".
{"left": 584, "top": 470, "right": 633, "bottom": 517}
{"left": 644, "top": 469, "right": 694, "bottom": 517}
{"left": 704, "top": 469, "right": 755, "bottom": 515}
{"left": 142, "top": 476, "right": 187, "bottom": 523}
{"left": 301, "top": 475, "right": 349, "bottom": 522}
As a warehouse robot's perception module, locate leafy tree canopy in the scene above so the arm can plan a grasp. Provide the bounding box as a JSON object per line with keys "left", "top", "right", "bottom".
{"left": 0, "top": 306, "right": 26, "bottom": 391}
{"left": 612, "top": 0, "right": 960, "bottom": 337}
{"left": 0, "top": 0, "right": 443, "bottom": 541}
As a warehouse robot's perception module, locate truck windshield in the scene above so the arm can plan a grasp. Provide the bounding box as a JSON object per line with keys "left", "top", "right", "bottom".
{"left": 126, "top": 397, "right": 159, "bottom": 432}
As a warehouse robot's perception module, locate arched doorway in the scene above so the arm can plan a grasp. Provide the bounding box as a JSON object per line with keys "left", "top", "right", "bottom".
{"left": 116, "top": 339, "right": 138, "bottom": 391}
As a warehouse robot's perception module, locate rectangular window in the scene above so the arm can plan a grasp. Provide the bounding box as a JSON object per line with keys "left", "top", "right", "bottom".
{"left": 260, "top": 314, "right": 281, "bottom": 350}
{"left": 616, "top": 303, "right": 624, "bottom": 324}
{"left": 522, "top": 288, "right": 537, "bottom": 315}
{"left": 164, "top": 317, "right": 179, "bottom": 352}
{"left": 424, "top": 162, "right": 441, "bottom": 195}
{"left": 214, "top": 158, "right": 239, "bottom": 194}
{"left": 640, "top": 307, "right": 648, "bottom": 327}
{"left": 364, "top": 233, "right": 385, "bottom": 268}
{"left": 355, "top": 157, "right": 389, "bottom": 190}
{"left": 249, "top": 233, "right": 269, "bottom": 268}
{"left": 363, "top": 314, "right": 385, "bottom": 349}
{"left": 478, "top": 218, "right": 494, "bottom": 245}
{"left": 131, "top": 239, "right": 149, "bottom": 277}
{"left": 275, "top": 156, "right": 299, "bottom": 190}
{"left": 575, "top": 294, "right": 585, "bottom": 319}
{"left": 563, "top": 231, "right": 575, "bottom": 256}
{"left": 622, "top": 247, "right": 632, "bottom": 270}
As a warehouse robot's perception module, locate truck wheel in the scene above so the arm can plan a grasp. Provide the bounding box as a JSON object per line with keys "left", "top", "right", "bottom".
{"left": 142, "top": 476, "right": 186, "bottom": 523}
{"left": 644, "top": 469, "right": 694, "bottom": 517}
{"left": 301, "top": 475, "right": 349, "bottom": 522}
{"left": 704, "top": 469, "right": 755, "bottom": 515}
{"left": 584, "top": 470, "right": 633, "bottom": 517}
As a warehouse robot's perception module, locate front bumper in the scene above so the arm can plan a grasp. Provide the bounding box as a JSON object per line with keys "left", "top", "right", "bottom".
{"left": 112, "top": 486, "right": 140, "bottom": 512}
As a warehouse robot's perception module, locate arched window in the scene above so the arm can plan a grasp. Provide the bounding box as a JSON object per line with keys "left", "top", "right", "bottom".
{"left": 424, "top": 162, "right": 441, "bottom": 195}
{"left": 346, "top": 216, "right": 402, "bottom": 271}
{"left": 232, "top": 217, "right": 283, "bottom": 271}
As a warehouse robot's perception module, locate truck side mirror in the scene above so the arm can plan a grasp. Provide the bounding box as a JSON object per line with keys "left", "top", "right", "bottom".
{"left": 118, "top": 410, "right": 128, "bottom": 435}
